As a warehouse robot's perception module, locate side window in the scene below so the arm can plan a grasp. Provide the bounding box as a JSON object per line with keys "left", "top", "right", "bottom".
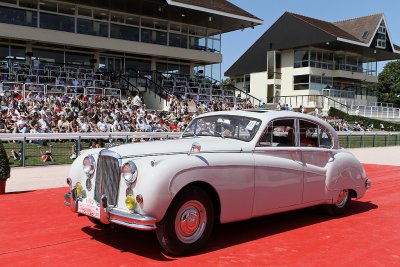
{"left": 258, "top": 119, "right": 295, "bottom": 147}
{"left": 299, "top": 120, "right": 319, "bottom": 147}
{"left": 319, "top": 128, "right": 333, "bottom": 148}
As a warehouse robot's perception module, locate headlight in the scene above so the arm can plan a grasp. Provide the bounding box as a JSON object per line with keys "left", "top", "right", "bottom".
{"left": 121, "top": 161, "right": 138, "bottom": 185}
{"left": 83, "top": 155, "right": 95, "bottom": 177}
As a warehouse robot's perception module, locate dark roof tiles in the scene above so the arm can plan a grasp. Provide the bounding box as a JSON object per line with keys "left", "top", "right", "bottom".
{"left": 334, "top": 13, "right": 383, "bottom": 44}
{"left": 288, "top": 12, "right": 361, "bottom": 42}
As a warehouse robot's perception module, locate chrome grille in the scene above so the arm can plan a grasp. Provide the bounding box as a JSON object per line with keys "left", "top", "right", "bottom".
{"left": 94, "top": 154, "right": 120, "bottom": 206}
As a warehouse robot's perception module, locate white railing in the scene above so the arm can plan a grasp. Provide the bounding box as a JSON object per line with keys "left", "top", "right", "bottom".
{"left": 349, "top": 105, "right": 400, "bottom": 120}
{"left": 0, "top": 132, "right": 182, "bottom": 141}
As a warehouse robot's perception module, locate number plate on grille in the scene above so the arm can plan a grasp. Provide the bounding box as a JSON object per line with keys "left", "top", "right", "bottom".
{"left": 78, "top": 200, "right": 100, "bottom": 219}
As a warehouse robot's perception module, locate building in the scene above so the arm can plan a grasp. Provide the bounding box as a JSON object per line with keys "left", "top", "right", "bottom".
{"left": 225, "top": 12, "right": 400, "bottom": 110}
{"left": 0, "top": 0, "right": 262, "bottom": 108}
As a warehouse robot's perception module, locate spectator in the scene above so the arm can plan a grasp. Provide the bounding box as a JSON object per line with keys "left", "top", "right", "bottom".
{"left": 40, "top": 146, "right": 54, "bottom": 162}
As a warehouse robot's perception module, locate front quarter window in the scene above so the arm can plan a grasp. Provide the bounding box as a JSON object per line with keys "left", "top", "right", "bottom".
{"left": 182, "top": 115, "right": 261, "bottom": 142}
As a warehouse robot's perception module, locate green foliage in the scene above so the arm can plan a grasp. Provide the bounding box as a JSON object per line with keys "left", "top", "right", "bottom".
{"left": 0, "top": 142, "right": 11, "bottom": 181}
{"left": 378, "top": 61, "right": 400, "bottom": 106}
{"left": 328, "top": 107, "right": 400, "bottom": 131}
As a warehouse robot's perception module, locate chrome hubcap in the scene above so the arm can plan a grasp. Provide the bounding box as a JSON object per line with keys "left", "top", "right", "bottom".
{"left": 175, "top": 200, "right": 207, "bottom": 244}
{"left": 335, "top": 189, "right": 349, "bottom": 208}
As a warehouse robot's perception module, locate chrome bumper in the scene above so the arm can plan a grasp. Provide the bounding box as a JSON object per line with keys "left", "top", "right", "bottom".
{"left": 365, "top": 179, "right": 372, "bottom": 189}
{"left": 64, "top": 190, "right": 157, "bottom": 231}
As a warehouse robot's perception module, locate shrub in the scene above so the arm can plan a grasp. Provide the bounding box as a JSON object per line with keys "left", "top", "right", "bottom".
{"left": 328, "top": 107, "right": 400, "bottom": 131}
{"left": 0, "top": 142, "right": 11, "bottom": 181}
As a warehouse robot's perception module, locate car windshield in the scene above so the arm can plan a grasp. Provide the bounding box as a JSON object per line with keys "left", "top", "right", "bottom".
{"left": 182, "top": 115, "right": 262, "bottom": 142}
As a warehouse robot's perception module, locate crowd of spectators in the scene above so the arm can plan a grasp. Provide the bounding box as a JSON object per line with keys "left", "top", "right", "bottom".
{"left": 0, "top": 89, "right": 257, "bottom": 136}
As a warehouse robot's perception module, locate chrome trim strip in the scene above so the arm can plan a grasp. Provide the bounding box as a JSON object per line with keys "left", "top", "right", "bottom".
{"left": 64, "top": 192, "right": 71, "bottom": 207}
{"left": 98, "top": 195, "right": 156, "bottom": 230}
{"left": 121, "top": 150, "right": 245, "bottom": 159}
{"left": 69, "top": 189, "right": 77, "bottom": 213}
{"left": 366, "top": 179, "right": 372, "bottom": 189}
{"left": 109, "top": 219, "right": 156, "bottom": 231}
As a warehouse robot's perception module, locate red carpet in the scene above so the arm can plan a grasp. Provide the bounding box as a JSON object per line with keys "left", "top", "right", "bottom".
{"left": 0, "top": 164, "right": 399, "bottom": 266}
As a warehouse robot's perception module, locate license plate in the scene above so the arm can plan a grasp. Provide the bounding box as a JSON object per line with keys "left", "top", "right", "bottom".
{"left": 78, "top": 200, "right": 100, "bottom": 219}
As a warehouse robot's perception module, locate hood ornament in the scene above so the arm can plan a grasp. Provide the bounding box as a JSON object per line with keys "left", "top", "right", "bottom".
{"left": 188, "top": 142, "right": 201, "bottom": 155}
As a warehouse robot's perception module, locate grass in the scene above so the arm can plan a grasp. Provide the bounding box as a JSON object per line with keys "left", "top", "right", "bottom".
{"left": 338, "top": 134, "right": 400, "bottom": 148}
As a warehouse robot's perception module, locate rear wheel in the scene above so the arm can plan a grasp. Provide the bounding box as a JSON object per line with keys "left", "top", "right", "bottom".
{"left": 156, "top": 186, "right": 214, "bottom": 256}
{"left": 324, "top": 189, "right": 351, "bottom": 215}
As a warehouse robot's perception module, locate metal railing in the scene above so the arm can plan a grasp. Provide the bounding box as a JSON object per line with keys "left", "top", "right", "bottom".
{"left": 338, "top": 131, "right": 400, "bottom": 148}
{"left": 1, "top": 132, "right": 181, "bottom": 167}
{"left": 2, "top": 131, "right": 399, "bottom": 167}
{"left": 348, "top": 105, "right": 400, "bottom": 120}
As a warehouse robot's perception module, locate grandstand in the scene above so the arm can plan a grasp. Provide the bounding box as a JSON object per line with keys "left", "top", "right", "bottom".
{"left": 0, "top": 0, "right": 263, "bottom": 109}
{"left": 226, "top": 12, "right": 400, "bottom": 119}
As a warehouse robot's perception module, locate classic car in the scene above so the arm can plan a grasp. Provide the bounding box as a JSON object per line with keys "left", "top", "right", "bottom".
{"left": 64, "top": 110, "right": 371, "bottom": 255}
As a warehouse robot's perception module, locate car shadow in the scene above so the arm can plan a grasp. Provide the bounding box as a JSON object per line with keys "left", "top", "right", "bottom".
{"left": 81, "top": 200, "right": 377, "bottom": 260}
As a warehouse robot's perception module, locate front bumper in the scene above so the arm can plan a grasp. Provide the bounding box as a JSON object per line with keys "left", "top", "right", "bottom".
{"left": 64, "top": 190, "right": 157, "bottom": 231}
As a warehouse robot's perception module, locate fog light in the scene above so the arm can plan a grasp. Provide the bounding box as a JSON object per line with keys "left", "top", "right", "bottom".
{"left": 75, "top": 182, "right": 82, "bottom": 197}
{"left": 125, "top": 195, "right": 136, "bottom": 210}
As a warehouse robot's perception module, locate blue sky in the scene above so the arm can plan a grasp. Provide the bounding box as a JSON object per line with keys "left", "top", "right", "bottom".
{"left": 221, "top": 0, "right": 400, "bottom": 77}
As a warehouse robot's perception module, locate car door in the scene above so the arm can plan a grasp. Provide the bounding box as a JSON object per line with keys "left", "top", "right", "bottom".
{"left": 252, "top": 118, "right": 304, "bottom": 217}
{"left": 299, "top": 119, "right": 333, "bottom": 203}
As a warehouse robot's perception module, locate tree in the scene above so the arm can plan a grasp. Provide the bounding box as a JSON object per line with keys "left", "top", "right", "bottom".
{"left": 0, "top": 141, "right": 10, "bottom": 181}
{"left": 377, "top": 61, "right": 400, "bottom": 106}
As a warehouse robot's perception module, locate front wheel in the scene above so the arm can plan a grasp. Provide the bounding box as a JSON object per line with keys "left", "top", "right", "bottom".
{"left": 323, "top": 189, "right": 351, "bottom": 215}
{"left": 156, "top": 186, "right": 214, "bottom": 256}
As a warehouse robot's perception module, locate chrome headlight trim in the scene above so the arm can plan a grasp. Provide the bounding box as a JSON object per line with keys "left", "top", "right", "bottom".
{"left": 83, "top": 155, "right": 96, "bottom": 178}
{"left": 121, "top": 161, "right": 138, "bottom": 185}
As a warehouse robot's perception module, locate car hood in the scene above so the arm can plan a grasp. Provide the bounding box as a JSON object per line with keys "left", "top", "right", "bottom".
{"left": 108, "top": 137, "right": 252, "bottom": 158}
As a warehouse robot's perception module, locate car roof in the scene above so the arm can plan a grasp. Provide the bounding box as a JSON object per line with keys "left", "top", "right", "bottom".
{"left": 196, "top": 110, "right": 324, "bottom": 124}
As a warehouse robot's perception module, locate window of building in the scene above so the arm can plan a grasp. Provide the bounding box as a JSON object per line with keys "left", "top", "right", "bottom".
{"left": 294, "top": 50, "right": 309, "bottom": 68}
{"left": 19, "top": 0, "right": 37, "bottom": 9}
{"left": 141, "top": 28, "right": 167, "bottom": 45}
{"left": 0, "top": 5, "right": 37, "bottom": 27}
{"left": 77, "top": 6, "right": 91, "bottom": 17}
{"left": 310, "top": 75, "right": 333, "bottom": 91}
{"left": 125, "top": 58, "right": 151, "bottom": 73}
{"left": 169, "top": 33, "right": 188, "bottom": 48}
{"left": 110, "top": 24, "right": 139, "bottom": 41}
{"left": 39, "top": 0, "right": 57, "bottom": 12}
{"left": 0, "top": 44, "right": 10, "bottom": 58}
{"left": 32, "top": 48, "right": 64, "bottom": 63}
{"left": 93, "top": 9, "right": 108, "bottom": 21}
{"left": 294, "top": 75, "right": 309, "bottom": 90}
{"left": 125, "top": 15, "right": 139, "bottom": 26}
{"left": 258, "top": 119, "right": 295, "bottom": 147}
{"left": 58, "top": 3, "right": 75, "bottom": 15}
{"left": 77, "top": 18, "right": 108, "bottom": 37}
{"left": 40, "top": 12, "right": 75, "bottom": 33}
{"left": 362, "top": 31, "right": 369, "bottom": 40}
{"left": 65, "top": 52, "right": 92, "bottom": 66}
{"left": 10, "top": 45, "right": 26, "bottom": 60}
{"left": 110, "top": 12, "right": 124, "bottom": 23}
{"left": 0, "top": 0, "right": 17, "bottom": 5}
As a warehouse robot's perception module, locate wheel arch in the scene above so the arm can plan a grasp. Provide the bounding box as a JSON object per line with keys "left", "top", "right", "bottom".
{"left": 172, "top": 181, "right": 221, "bottom": 224}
